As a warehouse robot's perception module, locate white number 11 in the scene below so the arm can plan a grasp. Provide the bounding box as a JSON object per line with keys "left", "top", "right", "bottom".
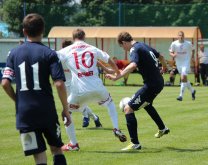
{"left": 18, "top": 62, "right": 41, "bottom": 91}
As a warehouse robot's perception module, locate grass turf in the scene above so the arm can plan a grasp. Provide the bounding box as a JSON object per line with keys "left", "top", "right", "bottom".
{"left": 0, "top": 76, "right": 208, "bottom": 165}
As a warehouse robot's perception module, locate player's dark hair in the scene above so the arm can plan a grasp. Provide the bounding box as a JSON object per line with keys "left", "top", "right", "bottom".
{"left": 72, "top": 29, "right": 85, "bottom": 40}
{"left": 117, "top": 32, "right": 133, "bottom": 45}
{"left": 23, "top": 13, "right": 44, "bottom": 37}
{"left": 62, "top": 40, "right": 73, "bottom": 48}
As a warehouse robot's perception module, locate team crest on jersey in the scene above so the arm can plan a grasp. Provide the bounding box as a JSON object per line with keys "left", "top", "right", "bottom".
{"left": 132, "top": 95, "right": 141, "bottom": 105}
{"left": 180, "top": 44, "right": 183, "bottom": 51}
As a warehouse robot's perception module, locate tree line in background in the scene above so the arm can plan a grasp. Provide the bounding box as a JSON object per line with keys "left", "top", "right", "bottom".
{"left": 0, "top": 0, "right": 208, "bottom": 37}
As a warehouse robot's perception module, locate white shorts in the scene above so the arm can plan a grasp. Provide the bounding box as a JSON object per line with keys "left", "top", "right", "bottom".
{"left": 177, "top": 66, "right": 190, "bottom": 75}
{"left": 67, "top": 87, "right": 112, "bottom": 112}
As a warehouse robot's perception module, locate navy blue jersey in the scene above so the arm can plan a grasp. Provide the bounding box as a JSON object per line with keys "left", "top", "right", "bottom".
{"left": 130, "top": 42, "right": 164, "bottom": 87}
{"left": 3, "top": 41, "right": 65, "bottom": 129}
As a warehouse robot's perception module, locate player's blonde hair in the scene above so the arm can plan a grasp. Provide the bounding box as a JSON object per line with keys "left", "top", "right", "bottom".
{"left": 72, "top": 28, "right": 85, "bottom": 40}
{"left": 178, "top": 31, "right": 184, "bottom": 36}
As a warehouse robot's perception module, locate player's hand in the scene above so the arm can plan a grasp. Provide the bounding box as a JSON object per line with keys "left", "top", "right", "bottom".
{"left": 172, "top": 53, "right": 177, "bottom": 58}
{"left": 62, "top": 109, "right": 71, "bottom": 126}
{"left": 105, "top": 74, "right": 117, "bottom": 81}
{"left": 161, "top": 67, "right": 168, "bottom": 74}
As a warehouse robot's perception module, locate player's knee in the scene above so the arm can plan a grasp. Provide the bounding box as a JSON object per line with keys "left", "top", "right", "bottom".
{"left": 181, "top": 76, "right": 187, "bottom": 82}
{"left": 124, "top": 105, "right": 133, "bottom": 114}
{"left": 50, "top": 146, "right": 63, "bottom": 155}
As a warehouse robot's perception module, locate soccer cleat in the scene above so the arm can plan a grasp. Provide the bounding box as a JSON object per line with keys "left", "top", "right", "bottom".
{"left": 61, "top": 143, "right": 80, "bottom": 151}
{"left": 113, "top": 128, "right": 127, "bottom": 142}
{"left": 94, "top": 115, "right": 102, "bottom": 127}
{"left": 192, "top": 90, "right": 196, "bottom": 100}
{"left": 155, "top": 127, "right": 170, "bottom": 138}
{"left": 82, "top": 117, "right": 90, "bottom": 127}
{"left": 121, "top": 142, "right": 141, "bottom": 151}
{"left": 176, "top": 96, "right": 183, "bottom": 101}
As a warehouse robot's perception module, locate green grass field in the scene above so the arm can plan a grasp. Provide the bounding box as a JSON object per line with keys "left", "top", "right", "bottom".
{"left": 1, "top": 76, "right": 208, "bottom": 165}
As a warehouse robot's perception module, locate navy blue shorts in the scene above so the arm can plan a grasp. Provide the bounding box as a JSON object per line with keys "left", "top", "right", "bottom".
{"left": 128, "top": 84, "right": 163, "bottom": 111}
{"left": 19, "top": 120, "right": 63, "bottom": 156}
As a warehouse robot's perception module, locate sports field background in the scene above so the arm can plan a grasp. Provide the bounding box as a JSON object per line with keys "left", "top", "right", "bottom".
{"left": 0, "top": 74, "right": 208, "bottom": 165}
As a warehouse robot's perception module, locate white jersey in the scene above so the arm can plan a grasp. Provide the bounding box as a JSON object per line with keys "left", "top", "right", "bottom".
{"left": 63, "top": 64, "right": 72, "bottom": 95}
{"left": 57, "top": 40, "right": 109, "bottom": 95}
{"left": 169, "top": 40, "right": 193, "bottom": 68}
{"left": 198, "top": 49, "right": 208, "bottom": 64}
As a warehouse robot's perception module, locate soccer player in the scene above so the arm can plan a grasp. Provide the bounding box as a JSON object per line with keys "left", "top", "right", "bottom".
{"left": 1, "top": 13, "right": 70, "bottom": 165}
{"left": 167, "top": 59, "right": 179, "bottom": 86}
{"left": 61, "top": 39, "right": 102, "bottom": 129}
{"left": 106, "top": 31, "right": 170, "bottom": 151}
{"left": 169, "top": 31, "right": 196, "bottom": 101}
{"left": 57, "top": 29, "right": 127, "bottom": 147}
{"left": 198, "top": 44, "right": 208, "bottom": 86}
{"left": 57, "top": 40, "right": 102, "bottom": 151}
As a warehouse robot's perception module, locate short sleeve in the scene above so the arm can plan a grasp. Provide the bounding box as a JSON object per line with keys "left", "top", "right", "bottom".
{"left": 96, "top": 48, "right": 110, "bottom": 63}
{"left": 130, "top": 47, "right": 139, "bottom": 64}
{"left": 2, "top": 51, "right": 15, "bottom": 81}
{"left": 151, "top": 48, "right": 160, "bottom": 58}
{"left": 56, "top": 50, "right": 67, "bottom": 63}
{"left": 169, "top": 42, "right": 175, "bottom": 52}
{"left": 49, "top": 51, "right": 66, "bottom": 82}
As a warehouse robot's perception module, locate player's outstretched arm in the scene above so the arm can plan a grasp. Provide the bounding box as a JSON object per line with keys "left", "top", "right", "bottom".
{"left": 106, "top": 62, "right": 137, "bottom": 81}
{"left": 97, "top": 60, "right": 115, "bottom": 74}
{"left": 108, "top": 58, "right": 120, "bottom": 75}
{"left": 54, "top": 80, "right": 71, "bottom": 126}
{"left": 158, "top": 54, "right": 168, "bottom": 73}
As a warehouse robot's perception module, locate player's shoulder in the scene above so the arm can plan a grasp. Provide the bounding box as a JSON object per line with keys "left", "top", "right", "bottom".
{"left": 58, "top": 45, "right": 77, "bottom": 61}
{"left": 171, "top": 40, "right": 179, "bottom": 45}
{"left": 9, "top": 43, "right": 26, "bottom": 57}
{"left": 27, "top": 41, "right": 55, "bottom": 54}
{"left": 184, "top": 40, "right": 192, "bottom": 45}
{"left": 85, "top": 43, "right": 97, "bottom": 51}
{"left": 130, "top": 42, "right": 142, "bottom": 53}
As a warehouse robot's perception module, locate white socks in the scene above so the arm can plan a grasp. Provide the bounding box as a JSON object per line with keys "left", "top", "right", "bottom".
{"left": 82, "top": 106, "right": 98, "bottom": 120}
{"left": 180, "top": 81, "right": 194, "bottom": 97}
{"left": 186, "top": 81, "right": 194, "bottom": 93}
{"left": 179, "top": 82, "right": 186, "bottom": 97}
{"left": 65, "top": 115, "right": 77, "bottom": 145}
{"left": 105, "top": 101, "right": 119, "bottom": 129}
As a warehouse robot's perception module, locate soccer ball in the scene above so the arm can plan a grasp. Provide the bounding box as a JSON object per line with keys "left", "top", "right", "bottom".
{"left": 119, "top": 97, "right": 131, "bottom": 111}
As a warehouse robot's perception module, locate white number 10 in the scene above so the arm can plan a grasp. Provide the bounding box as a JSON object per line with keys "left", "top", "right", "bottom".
{"left": 18, "top": 62, "right": 41, "bottom": 91}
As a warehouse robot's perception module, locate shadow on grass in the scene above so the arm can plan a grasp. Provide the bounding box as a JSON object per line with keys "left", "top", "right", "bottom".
{"left": 79, "top": 146, "right": 208, "bottom": 154}
{"left": 83, "top": 147, "right": 161, "bottom": 154}
{"left": 165, "top": 147, "right": 208, "bottom": 152}
{"left": 76, "top": 127, "right": 113, "bottom": 131}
